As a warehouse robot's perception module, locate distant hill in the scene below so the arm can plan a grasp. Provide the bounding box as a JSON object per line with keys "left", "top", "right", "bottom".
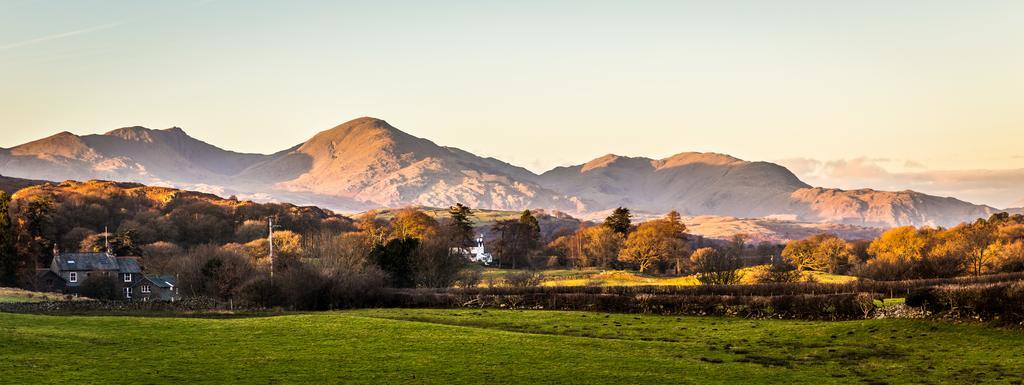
{"left": 537, "top": 153, "right": 808, "bottom": 219}
{"left": 680, "top": 215, "right": 882, "bottom": 244}
{"left": 0, "top": 117, "right": 1004, "bottom": 227}
{"left": 10, "top": 179, "right": 353, "bottom": 253}
{"left": 235, "top": 117, "right": 583, "bottom": 213}
{"left": 0, "top": 174, "right": 48, "bottom": 195}
{"left": 1, "top": 127, "right": 262, "bottom": 186}
{"left": 788, "top": 187, "right": 997, "bottom": 228}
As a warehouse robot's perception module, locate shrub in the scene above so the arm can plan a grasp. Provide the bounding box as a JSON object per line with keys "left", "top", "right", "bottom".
{"left": 414, "top": 237, "right": 467, "bottom": 288}
{"left": 238, "top": 276, "right": 285, "bottom": 308}
{"left": 455, "top": 269, "right": 483, "bottom": 289}
{"left": 750, "top": 260, "right": 801, "bottom": 283}
{"left": 505, "top": 271, "right": 544, "bottom": 288}
{"left": 79, "top": 275, "right": 118, "bottom": 300}
{"left": 373, "top": 289, "right": 872, "bottom": 320}
{"left": 903, "top": 282, "right": 1024, "bottom": 324}
{"left": 370, "top": 237, "right": 419, "bottom": 288}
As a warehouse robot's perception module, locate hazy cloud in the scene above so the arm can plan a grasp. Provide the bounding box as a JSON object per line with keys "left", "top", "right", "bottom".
{"left": 775, "top": 157, "right": 821, "bottom": 176}
{"left": 822, "top": 158, "right": 891, "bottom": 179}
{"left": 903, "top": 160, "right": 926, "bottom": 169}
{"left": 0, "top": 22, "right": 123, "bottom": 51}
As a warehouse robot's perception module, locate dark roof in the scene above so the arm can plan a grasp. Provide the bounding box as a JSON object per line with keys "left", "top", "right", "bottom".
{"left": 35, "top": 269, "right": 65, "bottom": 281}
{"left": 158, "top": 275, "right": 176, "bottom": 286}
{"left": 54, "top": 253, "right": 119, "bottom": 271}
{"left": 143, "top": 275, "right": 175, "bottom": 288}
{"left": 116, "top": 257, "right": 142, "bottom": 273}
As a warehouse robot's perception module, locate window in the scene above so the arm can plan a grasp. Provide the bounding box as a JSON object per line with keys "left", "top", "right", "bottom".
{"left": 123, "top": 273, "right": 132, "bottom": 283}
{"left": 141, "top": 285, "right": 151, "bottom": 294}
{"left": 124, "top": 287, "right": 132, "bottom": 299}
{"left": 69, "top": 272, "right": 77, "bottom": 283}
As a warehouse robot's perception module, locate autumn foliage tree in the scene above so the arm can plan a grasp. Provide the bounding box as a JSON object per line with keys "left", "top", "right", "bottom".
{"left": 390, "top": 208, "right": 440, "bottom": 240}
{"left": 690, "top": 247, "right": 742, "bottom": 285}
{"left": 864, "top": 226, "right": 928, "bottom": 280}
{"left": 617, "top": 212, "right": 688, "bottom": 273}
{"left": 781, "top": 233, "right": 853, "bottom": 274}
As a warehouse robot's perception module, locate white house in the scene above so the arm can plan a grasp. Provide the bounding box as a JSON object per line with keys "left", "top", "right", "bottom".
{"left": 453, "top": 235, "right": 493, "bottom": 265}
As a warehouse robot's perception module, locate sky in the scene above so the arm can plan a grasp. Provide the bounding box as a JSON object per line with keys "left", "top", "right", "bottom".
{"left": 1, "top": 1, "right": 1022, "bottom": 207}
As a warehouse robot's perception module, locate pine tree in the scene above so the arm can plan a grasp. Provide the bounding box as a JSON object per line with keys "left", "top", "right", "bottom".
{"left": 0, "top": 191, "right": 19, "bottom": 286}
{"left": 604, "top": 207, "right": 632, "bottom": 235}
{"left": 447, "top": 203, "right": 475, "bottom": 248}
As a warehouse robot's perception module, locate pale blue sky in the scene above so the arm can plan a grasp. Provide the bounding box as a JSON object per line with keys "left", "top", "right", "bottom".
{"left": 1, "top": 1, "right": 1022, "bottom": 205}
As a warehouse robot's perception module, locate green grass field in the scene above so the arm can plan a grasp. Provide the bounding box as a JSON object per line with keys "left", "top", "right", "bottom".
{"left": 2, "top": 309, "right": 1022, "bottom": 384}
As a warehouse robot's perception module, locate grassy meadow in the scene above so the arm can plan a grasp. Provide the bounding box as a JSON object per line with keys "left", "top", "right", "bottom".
{"left": 0, "top": 287, "right": 74, "bottom": 303}
{"left": 2, "top": 309, "right": 1022, "bottom": 384}
{"left": 478, "top": 267, "right": 858, "bottom": 287}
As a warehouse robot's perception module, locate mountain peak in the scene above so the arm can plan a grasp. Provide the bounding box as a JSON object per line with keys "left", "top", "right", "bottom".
{"left": 10, "top": 130, "right": 95, "bottom": 160}
{"left": 310, "top": 117, "right": 401, "bottom": 140}
{"left": 344, "top": 116, "right": 389, "bottom": 126}
{"left": 581, "top": 154, "right": 631, "bottom": 172}
{"left": 657, "top": 152, "right": 745, "bottom": 168}
{"left": 105, "top": 126, "right": 157, "bottom": 143}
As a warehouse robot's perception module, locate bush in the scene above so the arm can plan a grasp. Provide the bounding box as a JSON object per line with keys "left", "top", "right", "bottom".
{"left": 904, "top": 282, "right": 1024, "bottom": 324}
{"left": 370, "top": 238, "right": 419, "bottom": 288}
{"left": 415, "top": 271, "right": 1024, "bottom": 299}
{"left": 505, "top": 271, "right": 544, "bottom": 288}
{"left": 455, "top": 269, "right": 483, "bottom": 288}
{"left": 79, "top": 275, "right": 118, "bottom": 300}
{"left": 373, "top": 289, "right": 874, "bottom": 320}
{"left": 750, "top": 261, "right": 801, "bottom": 283}
{"left": 238, "top": 277, "right": 285, "bottom": 308}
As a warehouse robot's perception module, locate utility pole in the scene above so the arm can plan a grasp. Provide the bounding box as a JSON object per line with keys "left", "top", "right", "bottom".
{"left": 268, "top": 217, "right": 282, "bottom": 282}
{"left": 268, "top": 217, "right": 275, "bottom": 282}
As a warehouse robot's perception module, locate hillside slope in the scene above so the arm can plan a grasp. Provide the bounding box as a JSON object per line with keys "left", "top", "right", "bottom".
{"left": 0, "top": 175, "right": 48, "bottom": 195}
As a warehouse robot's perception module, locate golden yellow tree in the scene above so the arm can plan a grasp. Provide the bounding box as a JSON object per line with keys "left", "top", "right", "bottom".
{"left": 618, "top": 218, "right": 686, "bottom": 273}
{"left": 390, "top": 208, "right": 440, "bottom": 240}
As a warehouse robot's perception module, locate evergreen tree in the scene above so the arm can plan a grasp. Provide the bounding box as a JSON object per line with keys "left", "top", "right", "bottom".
{"left": 519, "top": 210, "right": 540, "bottom": 237}
{"left": 88, "top": 229, "right": 144, "bottom": 256}
{"left": 369, "top": 237, "right": 420, "bottom": 288}
{"left": 0, "top": 191, "right": 19, "bottom": 286}
{"left": 23, "top": 195, "right": 54, "bottom": 267}
{"left": 604, "top": 207, "right": 632, "bottom": 235}
{"left": 447, "top": 203, "right": 475, "bottom": 248}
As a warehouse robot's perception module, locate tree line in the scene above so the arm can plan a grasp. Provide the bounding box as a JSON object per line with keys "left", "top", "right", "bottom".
{"left": 785, "top": 213, "right": 1024, "bottom": 280}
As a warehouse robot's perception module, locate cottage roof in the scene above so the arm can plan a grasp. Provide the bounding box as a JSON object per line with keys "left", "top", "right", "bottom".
{"left": 116, "top": 257, "right": 142, "bottom": 273}
{"left": 54, "top": 253, "right": 119, "bottom": 271}
{"left": 144, "top": 275, "right": 175, "bottom": 288}
{"left": 35, "top": 269, "right": 65, "bottom": 281}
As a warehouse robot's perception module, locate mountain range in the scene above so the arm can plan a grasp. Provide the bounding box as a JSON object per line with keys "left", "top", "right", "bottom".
{"left": 0, "top": 117, "right": 1003, "bottom": 227}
